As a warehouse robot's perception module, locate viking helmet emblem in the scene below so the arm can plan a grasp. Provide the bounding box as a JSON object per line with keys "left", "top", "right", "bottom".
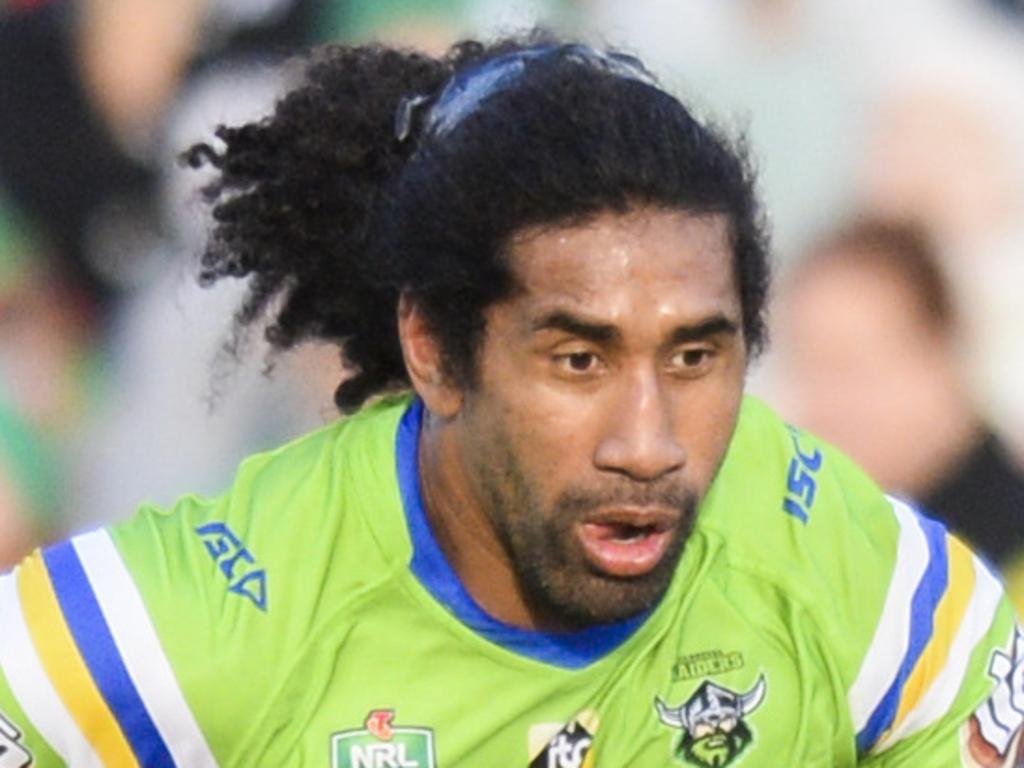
{"left": 656, "top": 675, "right": 766, "bottom": 734}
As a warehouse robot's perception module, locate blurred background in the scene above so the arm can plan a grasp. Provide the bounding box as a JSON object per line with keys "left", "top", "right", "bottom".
{"left": 0, "top": 0, "right": 1022, "bottom": 604}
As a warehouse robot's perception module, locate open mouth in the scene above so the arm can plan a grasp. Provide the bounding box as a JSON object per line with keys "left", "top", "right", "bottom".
{"left": 576, "top": 509, "right": 676, "bottom": 578}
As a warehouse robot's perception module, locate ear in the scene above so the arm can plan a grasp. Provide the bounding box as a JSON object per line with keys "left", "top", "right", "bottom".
{"left": 397, "top": 294, "right": 463, "bottom": 418}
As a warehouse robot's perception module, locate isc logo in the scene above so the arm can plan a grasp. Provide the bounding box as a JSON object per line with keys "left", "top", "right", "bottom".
{"left": 781, "top": 426, "right": 823, "bottom": 524}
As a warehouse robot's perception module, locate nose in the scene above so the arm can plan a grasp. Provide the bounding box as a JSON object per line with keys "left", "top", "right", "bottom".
{"left": 593, "top": 366, "right": 686, "bottom": 481}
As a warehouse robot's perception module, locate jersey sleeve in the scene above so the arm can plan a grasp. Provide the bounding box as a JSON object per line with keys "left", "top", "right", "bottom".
{"left": 0, "top": 520, "right": 224, "bottom": 767}
{"left": 849, "top": 497, "right": 1022, "bottom": 767}
{"left": 0, "top": 403, "right": 403, "bottom": 767}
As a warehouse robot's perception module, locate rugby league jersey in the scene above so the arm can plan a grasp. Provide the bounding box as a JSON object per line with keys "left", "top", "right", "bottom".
{"left": 0, "top": 395, "right": 1021, "bottom": 767}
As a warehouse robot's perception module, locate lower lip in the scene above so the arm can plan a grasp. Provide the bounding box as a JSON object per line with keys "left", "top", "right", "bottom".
{"left": 577, "top": 523, "right": 673, "bottom": 578}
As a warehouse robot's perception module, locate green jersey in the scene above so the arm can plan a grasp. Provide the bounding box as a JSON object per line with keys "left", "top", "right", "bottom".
{"left": 1, "top": 395, "right": 1021, "bottom": 767}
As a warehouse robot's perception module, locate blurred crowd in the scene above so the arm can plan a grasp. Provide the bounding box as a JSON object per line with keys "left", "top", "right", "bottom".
{"left": 1, "top": 0, "right": 1022, "bottom": 607}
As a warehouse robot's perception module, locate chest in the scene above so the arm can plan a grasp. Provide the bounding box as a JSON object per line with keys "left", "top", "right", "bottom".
{"left": 235, "top": 583, "right": 858, "bottom": 767}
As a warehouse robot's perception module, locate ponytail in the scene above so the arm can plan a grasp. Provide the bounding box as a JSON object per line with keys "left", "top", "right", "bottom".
{"left": 182, "top": 45, "right": 451, "bottom": 411}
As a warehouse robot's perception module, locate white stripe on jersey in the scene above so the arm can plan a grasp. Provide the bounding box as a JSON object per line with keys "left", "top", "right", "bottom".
{"left": 74, "top": 530, "right": 219, "bottom": 768}
{"left": 0, "top": 569, "right": 103, "bottom": 767}
{"left": 847, "top": 497, "right": 930, "bottom": 732}
{"left": 873, "top": 557, "right": 1004, "bottom": 752}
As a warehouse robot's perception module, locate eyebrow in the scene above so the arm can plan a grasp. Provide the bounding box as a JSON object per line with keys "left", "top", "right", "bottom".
{"left": 668, "top": 316, "right": 740, "bottom": 344}
{"left": 531, "top": 311, "right": 620, "bottom": 343}
{"left": 530, "top": 310, "right": 740, "bottom": 345}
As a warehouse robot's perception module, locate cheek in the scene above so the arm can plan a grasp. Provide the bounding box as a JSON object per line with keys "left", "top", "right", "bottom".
{"left": 670, "top": 376, "right": 745, "bottom": 475}
{"left": 462, "top": 384, "right": 589, "bottom": 503}
{"left": 480, "top": 362, "right": 607, "bottom": 461}
{"left": 498, "top": 394, "right": 602, "bottom": 492}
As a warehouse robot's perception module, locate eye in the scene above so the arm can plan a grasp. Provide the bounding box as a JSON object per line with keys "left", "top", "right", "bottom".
{"left": 554, "top": 351, "right": 602, "bottom": 375}
{"left": 669, "top": 347, "right": 715, "bottom": 374}
{"left": 681, "top": 349, "right": 709, "bottom": 367}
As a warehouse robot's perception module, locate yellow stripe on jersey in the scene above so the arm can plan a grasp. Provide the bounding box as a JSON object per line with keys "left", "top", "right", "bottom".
{"left": 890, "top": 535, "right": 976, "bottom": 732}
{"left": 17, "top": 551, "right": 140, "bottom": 768}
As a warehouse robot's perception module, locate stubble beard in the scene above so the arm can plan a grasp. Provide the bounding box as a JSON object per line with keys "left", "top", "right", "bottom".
{"left": 477, "top": 438, "right": 699, "bottom": 629}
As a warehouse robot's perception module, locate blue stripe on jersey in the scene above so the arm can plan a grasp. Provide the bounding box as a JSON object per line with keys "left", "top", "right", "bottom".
{"left": 398, "top": 398, "right": 649, "bottom": 669}
{"left": 855, "top": 513, "right": 950, "bottom": 754}
{"left": 43, "top": 541, "right": 177, "bottom": 767}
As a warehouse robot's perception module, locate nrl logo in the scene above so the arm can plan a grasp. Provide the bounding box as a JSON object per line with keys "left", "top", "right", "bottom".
{"left": 655, "top": 674, "right": 767, "bottom": 768}
{"left": 332, "top": 709, "right": 436, "bottom": 768}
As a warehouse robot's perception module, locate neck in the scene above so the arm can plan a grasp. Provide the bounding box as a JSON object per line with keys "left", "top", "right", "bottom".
{"left": 417, "top": 409, "right": 554, "bottom": 631}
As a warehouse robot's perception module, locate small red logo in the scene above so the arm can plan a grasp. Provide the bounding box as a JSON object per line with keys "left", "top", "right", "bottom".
{"left": 365, "top": 709, "right": 396, "bottom": 741}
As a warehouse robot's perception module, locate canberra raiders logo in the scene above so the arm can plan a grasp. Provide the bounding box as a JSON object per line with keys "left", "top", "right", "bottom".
{"left": 655, "top": 674, "right": 767, "bottom": 768}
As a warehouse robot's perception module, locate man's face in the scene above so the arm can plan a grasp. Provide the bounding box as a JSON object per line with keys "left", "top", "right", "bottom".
{"left": 452, "top": 208, "right": 746, "bottom": 626}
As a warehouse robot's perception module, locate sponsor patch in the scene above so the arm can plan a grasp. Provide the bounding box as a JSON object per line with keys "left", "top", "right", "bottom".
{"left": 332, "top": 710, "right": 436, "bottom": 768}
{"left": 656, "top": 675, "right": 766, "bottom": 767}
{"left": 962, "top": 626, "right": 1024, "bottom": 767}
{"left": 527, "top": 710, "right": 599, "bottom": 768}
{"left": 0, "top": 711, "right": 33, "bottom": 767}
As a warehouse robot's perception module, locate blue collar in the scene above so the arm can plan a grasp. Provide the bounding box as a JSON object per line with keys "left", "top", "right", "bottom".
{"left": 396, "top": 399, "right": 650, "bottom": 669}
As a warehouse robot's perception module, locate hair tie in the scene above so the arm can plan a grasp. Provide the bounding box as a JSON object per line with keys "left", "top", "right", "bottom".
{"left": 394, "top": 43, "right": 657, "bottom": 144}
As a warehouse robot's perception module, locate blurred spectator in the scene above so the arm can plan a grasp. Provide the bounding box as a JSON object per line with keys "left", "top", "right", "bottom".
{"left": 0, "top": 0, "right": 154, "bottom": 308}
{"left": 985, "top": 0, "right": 1024, "bottom": 23}
{"left": 772, "top": 218, "right": 1024, "bottom": 570}
{"left": 584, "top": 0, "right": 870, "bottom": 257}
{"left": 0, "top": 197, "right": 71, "bottom": 565}
{"left": 0, "top": 393, "right": 60, "bottom": 569}
{"left": 0, "top": 0, "right": 329, "bottom": 310}
{"left": 322, "top": 0, "right": 580, "bottom": 51}
{"left": 855, "top": 3, "right": 1024, "bottom": 444}
{"left": 0, "top": 0, "right": 351, "bottom": 532}
{"left": 0, "top": 193, "right": 99, "bottom": 439}
{"left": 325, "top": 0, "right": 482, "bottom": 50}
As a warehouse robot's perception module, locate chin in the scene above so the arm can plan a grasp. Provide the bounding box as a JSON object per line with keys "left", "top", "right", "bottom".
{"left": 533, "top": 553, "right": 684, "bottom": 629}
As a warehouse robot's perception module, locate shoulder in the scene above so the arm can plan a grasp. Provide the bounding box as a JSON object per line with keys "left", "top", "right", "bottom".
{"left": 114, "top": 393, "right": 414, "bottom": 646}
{"left": 111, "top": 393, "right": 411, "bottom": 610}
{"left": 699, "top": 396, "right": 1016, "bottom": 760}
{"left": 697, "top": 397, "right": 907, "bottom": 680}
{"left": 0, "top": 395, "right": 415, "bottom": 765}
{"left": 699, "top": 395, "right": 901, "bottom": 570}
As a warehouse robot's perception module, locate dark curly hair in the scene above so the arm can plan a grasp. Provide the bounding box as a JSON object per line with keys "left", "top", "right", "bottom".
{"left": 183, "top": 33, "right": 771, "bottom": 412}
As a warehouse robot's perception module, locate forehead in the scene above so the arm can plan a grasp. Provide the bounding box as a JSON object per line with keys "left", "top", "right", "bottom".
{"left": 503, "top": 208, "right": 737, "bottom": 323}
